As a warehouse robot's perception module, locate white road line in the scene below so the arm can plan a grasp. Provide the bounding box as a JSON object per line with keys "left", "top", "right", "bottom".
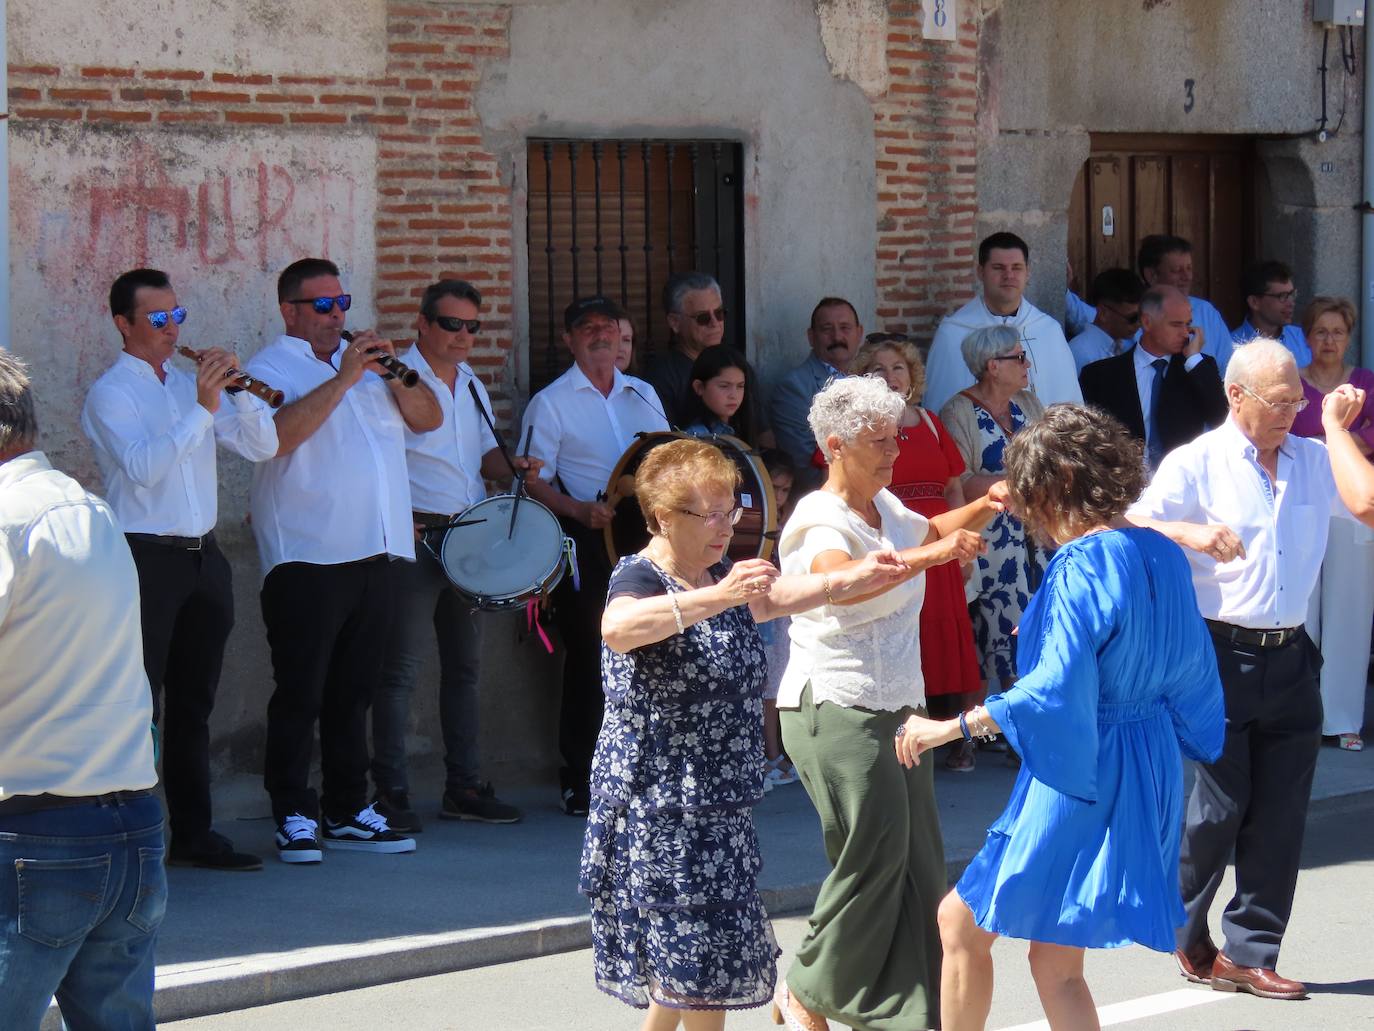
{"left": 995, "top": 987, "right": 1235, "bottom": 1031}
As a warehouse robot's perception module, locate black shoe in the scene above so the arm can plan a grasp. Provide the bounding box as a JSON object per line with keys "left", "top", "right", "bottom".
{"left": 560, "top": 787, "right": 589, "bottom": 817}
{"left": 373, "top": 789, "right": 423, "bottom": 834}
{"left": 168, "top": 830, "right": 263, "bottom": 871}
{"left": 322, "top": 804, "right": 417, "bottom": 854}
{"left": 440, "top": 782, "right": 522, "bottom": 824}
{"left": 275, "top": 814, "right": 323, "bottom": 865}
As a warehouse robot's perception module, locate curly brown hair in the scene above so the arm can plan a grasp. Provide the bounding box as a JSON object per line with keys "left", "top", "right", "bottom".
{"left": 1003, "top": 404, "right": 1146, "bottom": 544}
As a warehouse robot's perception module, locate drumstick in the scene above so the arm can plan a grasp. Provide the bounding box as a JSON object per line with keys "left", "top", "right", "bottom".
{"left": 507, "top": 424, "right": 535, "bottom": 539}
{"left": 467, "top": 380, "right": 518, "bottom": 480}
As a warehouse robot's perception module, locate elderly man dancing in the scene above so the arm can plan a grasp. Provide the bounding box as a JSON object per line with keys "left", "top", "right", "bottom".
{"left": 1129, "top": 338, "right": 1374, "bottom": 1001}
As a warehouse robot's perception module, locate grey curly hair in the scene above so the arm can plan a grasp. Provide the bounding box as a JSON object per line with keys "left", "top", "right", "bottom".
{"left": 808, "top": 375, "right": 905, "bottom": 462}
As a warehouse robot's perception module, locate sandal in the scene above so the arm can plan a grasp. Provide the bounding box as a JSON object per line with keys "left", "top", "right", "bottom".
{"left": 944, "top": 739, "right": 976, "bottom": 773}
{"left": 771, "top": 984, "right": 829, "bottom": 1030}
{"left": 1338, "top": 734, "right": 1364, "bottom": 752}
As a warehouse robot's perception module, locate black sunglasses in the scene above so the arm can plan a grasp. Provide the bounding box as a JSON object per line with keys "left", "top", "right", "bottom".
{"left": 287, "top": 294, "right": 352, "bottom": 314}
{"left": 1100, "top": 303, "right": 1141, "bottom": 326}
{"left": 145, "top": 307, "right": 188, "bottom": 330}
{"left": 685, "top": 307, "right": 727, "bottom": 327}
{"left": 433, "top": 315, "right": 481, "bottom": 334}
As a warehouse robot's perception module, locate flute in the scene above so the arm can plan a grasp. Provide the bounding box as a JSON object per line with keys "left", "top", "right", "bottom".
{"left": 341, "top": 330, "right": 419, "bottom": 388}
{"left": 176, "top": 346, "right": 285, "bottom": 409}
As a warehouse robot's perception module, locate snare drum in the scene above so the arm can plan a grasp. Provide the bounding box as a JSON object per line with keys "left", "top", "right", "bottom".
{"left": 603, "top": 431, "right": 778, "bottom": 564}
{"left": 434, "top": 494, "right": 569, "bottom": 610}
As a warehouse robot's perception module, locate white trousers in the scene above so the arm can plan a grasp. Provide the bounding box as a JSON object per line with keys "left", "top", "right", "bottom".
{"left": 1305, "top": 516, "right": 1374, "bottom": 736}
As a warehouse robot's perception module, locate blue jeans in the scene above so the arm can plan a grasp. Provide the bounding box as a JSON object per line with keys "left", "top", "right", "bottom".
{"left": 0, "top": 794, "right": 166, "bottom": 1031}
{"left": 372, "top": 542, "right": 484, "bottom": 794}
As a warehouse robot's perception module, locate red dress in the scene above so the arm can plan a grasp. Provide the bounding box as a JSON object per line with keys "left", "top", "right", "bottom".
{"left": 892, "top": 412, "right": 981, "bottom": 697}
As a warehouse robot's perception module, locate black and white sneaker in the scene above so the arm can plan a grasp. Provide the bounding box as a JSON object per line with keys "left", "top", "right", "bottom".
{"left": 322, "top": 804, "right": 417, "bottom": 854}
{"left": 275, "top": 813, "right": 323, "bottom": 864}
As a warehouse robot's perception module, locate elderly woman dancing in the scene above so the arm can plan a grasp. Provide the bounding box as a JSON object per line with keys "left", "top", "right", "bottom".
{"left": 773, "top": 376, "right": 1006, "bottom": 1031}
{"left": 581, "top": 438, "right": 907, "bottom": 1031}
{"left": 896, "top": 405, "right": 1226, "bottom": 1031}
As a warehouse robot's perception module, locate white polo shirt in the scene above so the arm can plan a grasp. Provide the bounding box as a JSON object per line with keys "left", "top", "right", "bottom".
{"left": 402, "top": 346, "right": 497, "bottom": 515}
{"left": 81, "top": 352, "right": 278, "bottom": 537}
{"left": 0, "top": 452, "right": 156, "bottom": 799}
{"left": 1129, "top": 418, "right": 1358, "bottom": 629}
{"left": 245, "top": 334, "right": 414, "bottom": 576}
{"left": 521, "top": 362, "right": 668, "bottom": 502}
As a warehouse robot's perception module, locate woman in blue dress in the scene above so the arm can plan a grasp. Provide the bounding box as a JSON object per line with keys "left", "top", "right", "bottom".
{"left": 895, "top": 405, "right": 1226, "bottom": 1031}
{"left": 583, "top": 437, "right": 905, "bottom": 1030}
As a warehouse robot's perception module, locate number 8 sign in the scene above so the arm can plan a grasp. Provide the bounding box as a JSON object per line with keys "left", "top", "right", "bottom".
{"left": 922, "top": 0, "right": 957, "bottom": 41}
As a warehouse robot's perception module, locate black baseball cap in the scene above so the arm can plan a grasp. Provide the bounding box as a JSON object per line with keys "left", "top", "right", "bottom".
{"left": 563, "top": 294, "right": 626, "bottom": 331}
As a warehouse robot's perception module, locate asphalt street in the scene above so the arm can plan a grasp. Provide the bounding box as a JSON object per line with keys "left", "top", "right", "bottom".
{"left": 168, "top": 790, "right": 1373, "bottom": 1031}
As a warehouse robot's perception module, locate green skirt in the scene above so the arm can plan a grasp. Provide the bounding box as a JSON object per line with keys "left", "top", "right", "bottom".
{"left": 781, "top": 684, "right": 946, "bottom": 1030}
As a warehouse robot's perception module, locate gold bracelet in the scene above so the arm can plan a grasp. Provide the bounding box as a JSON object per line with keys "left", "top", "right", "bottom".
{"left": 822, "top": 573, "right": 836, "bottom": 605}
{"left": 670, "top": 593, "right": 685, "bottom": 634}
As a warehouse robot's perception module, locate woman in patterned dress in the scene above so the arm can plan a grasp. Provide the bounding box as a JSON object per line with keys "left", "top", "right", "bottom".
{"left": 939, "top": 324, "right": 1045, "bottom": 696}
{"left": 854, "top": 334, "right": 984, "bottom": 771}
{"left": 581, "top": 437, "right": 906, "bottom": 1031}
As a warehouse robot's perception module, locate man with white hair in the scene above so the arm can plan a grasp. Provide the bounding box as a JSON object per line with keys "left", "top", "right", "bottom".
{"left": 1128, "top": 337, "right": 1374, "bottom": 1001}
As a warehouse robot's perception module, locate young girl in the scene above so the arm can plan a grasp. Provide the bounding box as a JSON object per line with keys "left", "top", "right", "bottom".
{"left": 682, "top": 346, "right": 754, "bottom": 443}
{"left": 758, "top": 448, "right": 799, "bottom": 790}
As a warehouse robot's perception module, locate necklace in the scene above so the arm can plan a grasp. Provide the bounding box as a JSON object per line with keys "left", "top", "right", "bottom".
{"left": 644, "top": 542, "right": 706, "bottom": 589}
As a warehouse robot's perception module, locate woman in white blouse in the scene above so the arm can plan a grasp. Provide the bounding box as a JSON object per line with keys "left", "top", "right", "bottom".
{"left": 771, "top": 376, "right": 1006, "bottom": 1031}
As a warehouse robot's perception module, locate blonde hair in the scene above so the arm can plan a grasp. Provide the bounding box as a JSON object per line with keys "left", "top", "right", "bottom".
{"left": 852, "top": 337, "right": 926, "bottom": 405}
{"left": 1300, "top": 295, "right": 1356, "bottom": 338}
{"left": 636, "top": 438, "right": 740, "bottom": 534}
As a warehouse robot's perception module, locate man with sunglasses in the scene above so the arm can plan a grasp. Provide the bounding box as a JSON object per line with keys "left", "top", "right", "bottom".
{"left": 1068, "top": 267, "right": 1144, "bottom": 372}
{"left": 1079, "top": 285, "right": 1227, "bottom": 469}
{"left": 521, "top": 295, "right": 669, "bottom": 815}
{"left": 1128, "top": 338, "right": 1374, "bottom": 1002}
{"left": 243, "top": 257, "right": 442, "bottom": 864}
{"left": 1231, "top": 260, "right": 1311, "bottom": 367}
{"left": 82, "top": 267, "right": 279, "bottom": 872}
{"left": 370, "top": 279, "right": 534, "bottom": 833}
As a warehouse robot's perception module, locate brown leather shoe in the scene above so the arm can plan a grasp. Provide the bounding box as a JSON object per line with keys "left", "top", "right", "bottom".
{"left": 1174, "top": 937, "right": 1218, "bottom": 984}
{"left": 1210, "top": 951, "right": 1308, "bottom": 1000}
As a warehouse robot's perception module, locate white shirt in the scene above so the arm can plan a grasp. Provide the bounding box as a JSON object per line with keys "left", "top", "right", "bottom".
{"left": 1132, "top": 345, "right": 1205, "bottom": 452}
{"left": 403, "top": 346, "right": 497, "bottom": 515}
{"left": 925, "top": 296, "right": 1083, "bottom": 412}
{"left": 81, "top": 353, "right": 278, "bottom": 537}
{"left": 245, "top": 335, "right": 415, "bottom": 576}
{"left": 1128, "top": 418, "right": 1357, "bottom": 629}
{"left": 521, "top": 363, "right": 669, "bottom": 503}
{"left": 1069, "top": 323, "right": 1126, "bottom": 373}
{"left": 777, "top": 489, "right": 928, "bottom": 712}
{"left": 0, "top": 452, "right": 156, "bottom": 799}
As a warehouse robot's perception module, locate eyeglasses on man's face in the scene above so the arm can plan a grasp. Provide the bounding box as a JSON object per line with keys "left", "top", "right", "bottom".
{"left": 1100, "top": 303, "right": 1141, "bottom": 326}
{"left": 433, "top": 315, "right": 481, "bottom": 334}
{"left": 1262, "top": 289, "right": 1298, "bottom": 303}
{"left": 144, "top": 307, "right": 188, "bottom": 330}
{"left": 1238, "top": 384, "right": 1308, "bottom": 415}
{"left": 682, "top": 307, "right": 727, "bottom": 327}
{"left": 287, "top": 294, "right": 352, "bottom": 314}
{"left": 677, "top": 505, "right": 743, "bottom": 527}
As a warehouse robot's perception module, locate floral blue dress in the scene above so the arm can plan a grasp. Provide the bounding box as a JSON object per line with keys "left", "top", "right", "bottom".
{"left": 966, "top": 397, "right": 1042, "bottom": 683}
{"left": 578, "top": 554, "right": 779, "bottom": 1011}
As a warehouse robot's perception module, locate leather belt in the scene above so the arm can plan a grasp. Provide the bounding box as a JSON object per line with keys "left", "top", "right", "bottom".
{"left": 1205, "top": 619, "right": 1302, "bottom": 650}
{"left": 413, "top": 511, "right": 456, "bottom": 530}
{"left": 0, "top": 789, "right": 152, "bottom": 818}
{"left": 127, "top": 530, "right": 214, "bottom": 552}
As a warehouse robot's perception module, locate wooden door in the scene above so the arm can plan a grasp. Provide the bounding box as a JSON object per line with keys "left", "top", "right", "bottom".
{"left": 1068, "top": 134, "right": 1257, "bottom": 326}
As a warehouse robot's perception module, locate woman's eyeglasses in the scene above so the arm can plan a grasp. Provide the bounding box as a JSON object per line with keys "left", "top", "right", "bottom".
{"left": 991, "top": 352, "right": 1030, "bottom": 366}
{"left": 677, "top": 506, "right": 743, "bottom": 527}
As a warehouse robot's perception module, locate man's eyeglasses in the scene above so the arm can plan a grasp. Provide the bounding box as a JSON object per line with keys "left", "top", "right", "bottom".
{"left": 991, "top": 352, "right": 1030, "bottom": 366}
{"left": 1100, "top": 304, "right": 1141, "bottom": 326}
{"left": 433, "top": 315, "right": 481, "bottom": 334}
{"left": 1262, "top": 289, "right": 1298, "bottom": 303}
{"left": 1238, "top": 384, "right": 1309, "bottom": 415}
{"left": 287, "top": 294, "right": 352, "bottom": 314}
{"left": 683, "top": 307, "right": 727, "bottom": 327}
{"left": 145, "top": 307, "right": 188, "bottom": 330}
{"left": 678, "top": 505, "right": 743, "bottom": 527}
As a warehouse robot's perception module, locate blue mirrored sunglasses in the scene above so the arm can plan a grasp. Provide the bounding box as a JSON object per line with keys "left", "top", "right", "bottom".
{"left": 145, "top": 307, "right": 188, "bottom": 330}
{"left": 287, "top": 294, "right": 352, "bottom": 314}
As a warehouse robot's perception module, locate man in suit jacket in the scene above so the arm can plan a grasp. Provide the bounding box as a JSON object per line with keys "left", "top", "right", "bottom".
{"left": 1080, "top": 285, "right": 1227, "bottom": 468}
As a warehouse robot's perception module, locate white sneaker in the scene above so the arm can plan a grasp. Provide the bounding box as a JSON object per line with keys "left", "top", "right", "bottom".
{"left": 322, "top": 803, "right": 417, "bottom": 854}
{"left": 275, "top": 814, "right": 322, "bottom": 864}
{"left": 764, "top": 757, "right": 800, "bottom": 791}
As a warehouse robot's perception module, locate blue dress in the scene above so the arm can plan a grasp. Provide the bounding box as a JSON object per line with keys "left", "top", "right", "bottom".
{"left": 956, "top": 528, "right": 1225, "bottom": 951}
{"left": 578, "top": 555, "right": 779, "bottom": 1010}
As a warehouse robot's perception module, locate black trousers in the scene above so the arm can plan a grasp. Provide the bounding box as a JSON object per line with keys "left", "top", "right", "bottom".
{"left": 1177, "top": 628, "right": 1324, "bottom": 969}
{"left": 552, "top": 520, "right": 612, "bottom": 795}
{"left": 260, "top": 558, "right": 397, "bottom": 824}
{"left": 127, "top": 534, "right": 234, "bottom": 843}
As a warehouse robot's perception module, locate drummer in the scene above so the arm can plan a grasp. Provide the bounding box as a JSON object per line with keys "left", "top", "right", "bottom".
{"left": 371, "top": 279, "right": 537, "bottom": 833}
{"left": 522, "top": 295, "right": 670, "bottom": 815}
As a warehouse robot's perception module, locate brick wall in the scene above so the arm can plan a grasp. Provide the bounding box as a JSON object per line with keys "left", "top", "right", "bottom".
{"left": 8, "top": 1, "right": 517, "bottom": 414}
{"left": 872, "top": 1, "right": 980, "bottom": 340}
